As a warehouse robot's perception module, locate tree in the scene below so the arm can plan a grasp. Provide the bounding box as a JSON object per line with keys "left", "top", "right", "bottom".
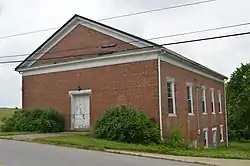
{"left": 227, "top": 62, "right": 250, "bottom": 140}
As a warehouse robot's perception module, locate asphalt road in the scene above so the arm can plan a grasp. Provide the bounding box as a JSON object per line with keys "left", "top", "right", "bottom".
{"left": 0, "top": 139, "right": 203, "bottom": 166}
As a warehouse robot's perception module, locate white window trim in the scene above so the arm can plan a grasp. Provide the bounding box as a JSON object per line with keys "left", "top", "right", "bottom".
{"left": 167, "top": 77, "right": 176, "bottom": 117}
{"left": 203, "top": 128, "right": 209, "bottom": 148}
{"left": 201, "top": 86, "right": 207, "bottom": 115}
{"left": 210, "top": 88, "right": 216, "bottom": 115}
{"left": 212, "top": 127, "right": 217, "bottom": 144}
{"left": 220, "top": 125, "right": 224, "bottom": 142}
{"left": 186, "top": 82, "right": 194, "bottom": 115}
{"left": 218, "top": 90, "right": 222, "bottom": 114}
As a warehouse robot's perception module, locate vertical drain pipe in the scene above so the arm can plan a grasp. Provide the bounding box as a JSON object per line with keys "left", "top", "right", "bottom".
{"left": 158, "top": 53, "right": 163, "bottom": 140}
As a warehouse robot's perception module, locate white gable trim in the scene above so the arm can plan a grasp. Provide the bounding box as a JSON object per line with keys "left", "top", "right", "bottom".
{"left": 20, "top": 16, "right": 153, "bottom": 68}
{"left": 160, "top": 54, "right": 225, "bottom": 83}
{"left": 19, "top": 49, "right": 159, "bottom": 76}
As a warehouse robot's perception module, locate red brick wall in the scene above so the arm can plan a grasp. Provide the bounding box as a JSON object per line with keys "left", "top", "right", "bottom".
{"left": 160, "top": 61, "right": 227, "bottom": 147}
{"left": 32, "top": 25, "right": 136, "bottom": 66}
{"left": 22, "top": 60, "right": 159, "bottom": 130}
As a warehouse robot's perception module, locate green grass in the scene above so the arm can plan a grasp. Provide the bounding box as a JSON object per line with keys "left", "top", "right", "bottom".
{"left": 35, "top": 134, "right": 250, "bottom": 160}
{"left": 0, "top": 132, "right": 35, "bottom": 136}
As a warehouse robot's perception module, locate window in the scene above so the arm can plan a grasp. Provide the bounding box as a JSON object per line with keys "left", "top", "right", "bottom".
{"left": 167, "top": 78, "right": 176, "bottom": 115}
{"left": 203, "top": 128, "right": 208, "bottom": 148}
{"left": 220, "top": 125, "right": 224, "bottom": 142}
{"left": 187, "top": 84, "right": 194, "bottom": 115}
{"left": 210, "top": 88, "right": 215, "bottom": 114}
{"left": 201, "top": 87, "right": 207, "bottom": 114}
{"left": 212, "top": 127, "right": 217, "bottom": 144}
{"left": 218, "top": 91, "right": 222, "bottom": 114}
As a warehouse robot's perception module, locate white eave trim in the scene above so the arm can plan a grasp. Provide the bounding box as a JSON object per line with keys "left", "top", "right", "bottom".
{"left": 160, "top": 53, "right": 225, "bottom": 83}
{"left": 18, "top": 48, "right": 160, "bottom": 76}
{"left": 18, "top": 47, "right": 226, "bottom": 83}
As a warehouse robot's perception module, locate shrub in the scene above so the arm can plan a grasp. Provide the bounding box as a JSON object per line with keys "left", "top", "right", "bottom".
{"left": 163, "top": 126, "right": 191, "bottom": 149}
{"left": 0, "top": 108, "right": 65, "bottom": 133}
{"left": 93, "top": 105, "right": 161, "bottom": 145}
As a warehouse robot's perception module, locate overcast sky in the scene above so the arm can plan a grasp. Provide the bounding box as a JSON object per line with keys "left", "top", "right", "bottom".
{"left": 0, "top": 0, "right": 249, "bottom": 107}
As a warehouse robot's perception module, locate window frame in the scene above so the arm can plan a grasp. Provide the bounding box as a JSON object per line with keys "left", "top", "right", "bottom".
{"left": 201, "top": 86, "right": 207, "bottom": 115}
{"left": 218, "top": 90, "right": 222, "bottom": 114}
{"left": 210, "top": 88, "right": 215, "bottom": 114}
{"left": 186, "top": 82, "right": 194, "bottom": 115}
{"left": 212, "top": 127, "right": 217, "bottom": 144}
{"left": 166, "top": 77, "right": 176, "bottom": 116}
{"left": 203, "top": 128, "right": 208, "bottom": 148}
{"left": 220, "top": 125, "right": 224, "bottom": 142}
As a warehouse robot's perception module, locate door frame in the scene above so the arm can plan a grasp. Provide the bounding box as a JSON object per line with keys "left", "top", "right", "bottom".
{"left": 69, "top": 89, "right": 91, "bottom": 130}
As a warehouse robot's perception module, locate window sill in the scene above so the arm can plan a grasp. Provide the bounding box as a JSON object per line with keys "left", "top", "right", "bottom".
{"left": 188, "top": 113, "right": 195, "bottom": 116}
{"left": 202, "top": 113, "right": 208, "bottom": 115}
{"left": 219, "top": 112, "right": 223, "bottom": 114}
{"left": 168, "top": 114, "right": 177, "bottom": 117}
{"left": 212, "top": 113, "right": 216, "bottom": 115}
{"left": 220, "top": 140, "right": 224, "bottom": 143}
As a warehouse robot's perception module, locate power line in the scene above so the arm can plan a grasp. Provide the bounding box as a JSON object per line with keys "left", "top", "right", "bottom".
{"left": 162, "top": 31, "right": 250, "bottom": 46}
{"left": 1, "top": 21, "right": 250, "bottom": 59}
{"left": 1, "top": 30, "right": 250, "bottom": 64}
{"left": 0, "top": 0, "right": 217, "bottom": 40}
{"left": 98, "top": 0, "right": 217, "bottom": 21}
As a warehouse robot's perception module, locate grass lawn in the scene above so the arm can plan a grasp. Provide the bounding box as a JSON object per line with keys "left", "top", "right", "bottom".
{"left": 35, "top": 134, "right": 250, "bottom": 160}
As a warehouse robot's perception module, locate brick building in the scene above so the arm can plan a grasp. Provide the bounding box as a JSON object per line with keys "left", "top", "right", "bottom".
{"left": 15, "top": 14, "right": 228, "bottom": 147}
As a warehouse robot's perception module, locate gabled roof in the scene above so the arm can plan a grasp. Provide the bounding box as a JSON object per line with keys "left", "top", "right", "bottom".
{"left": 15, "top": 14, "right": 227, "bottom": 80}
{"left": 15, "top": 14, "right": 160, "bottom": 70}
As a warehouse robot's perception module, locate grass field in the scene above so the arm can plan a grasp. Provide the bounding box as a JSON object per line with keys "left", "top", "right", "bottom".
{"left": 0, "top": 107, "right": 15, "bottom": 124}
{"left": 35, "top": 134, "right": 250, "bottom": 160}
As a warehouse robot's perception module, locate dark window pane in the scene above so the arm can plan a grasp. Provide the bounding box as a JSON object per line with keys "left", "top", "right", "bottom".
{"left": 211, "top": 102, "right": 214, "bottom": 112}
{"left": 167, "top": 92, "right": 172, "bottom": 98}
{"left": 203, "top": 131, "right": 207, "bottom": 146}
{"left": 201, "top": 89, "right": 205, "bottom": 100}
{"left": 167, "top": 82, "right": 172, "bottom": 97}
{"left": 168, "top": 98, "right": 173, "bottom": 114}
{"left": 187, "top": 87, "right": 190, "bottom": 99}
{"left": 202, "top": 101, "right": 206, "bottom": 113}
{"left": 188, "top": 100, "right": 192, "bottom": 113}
{"left": 167, "top": 82, "right": 171, "bottom": 90}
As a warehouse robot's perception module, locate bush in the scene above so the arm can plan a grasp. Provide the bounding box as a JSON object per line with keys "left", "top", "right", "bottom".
{"left": 0, "top": 108, "right": 65, "bottom": 133}
{"left": 93, "top": 105, "right": 161, "bottom": 145}
{"left": 163, "top": 126, "right": 191, "bottom": 149}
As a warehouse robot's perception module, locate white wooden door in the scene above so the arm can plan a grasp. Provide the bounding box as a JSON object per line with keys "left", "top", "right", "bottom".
{"left": 73, "top": 95, "right": 90, "bottom": 129}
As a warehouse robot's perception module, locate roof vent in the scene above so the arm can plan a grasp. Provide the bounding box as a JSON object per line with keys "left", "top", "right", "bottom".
{"left": 101, "top": 43, "right": 117, "bottom": 48}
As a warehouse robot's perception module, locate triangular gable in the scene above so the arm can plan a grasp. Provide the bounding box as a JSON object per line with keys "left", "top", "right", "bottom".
{"left": 15, "top": 14, "right": 158, "bottom": 70}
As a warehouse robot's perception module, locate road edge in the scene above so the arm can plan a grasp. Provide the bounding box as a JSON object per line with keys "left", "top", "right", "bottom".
{"left": 0, "top": 137, "right": 218, "bottom": 166}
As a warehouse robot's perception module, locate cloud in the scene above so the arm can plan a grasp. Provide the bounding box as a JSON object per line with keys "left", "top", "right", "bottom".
{"left": 0, "top": 0, "right": 250, "bottom": 107}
